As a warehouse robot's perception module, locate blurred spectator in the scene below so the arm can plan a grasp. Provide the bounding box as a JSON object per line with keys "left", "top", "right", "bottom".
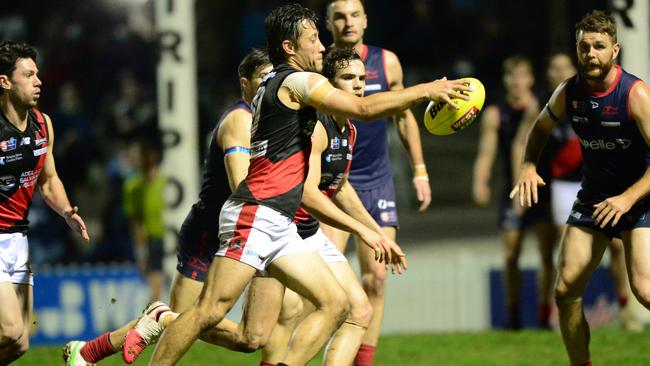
{"left": 123, "top": 138, "right": 166, "bottom": 301}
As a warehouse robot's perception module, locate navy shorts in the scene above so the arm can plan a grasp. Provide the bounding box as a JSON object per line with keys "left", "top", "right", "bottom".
{"left": 566, "top": 198, "right": 650, "bottom": 239}
{"left": 498, "top": 185, "right": 553, "bottom": 230}
{"left": 356, "top": 179, "right": 399, "bottom": 228}
{"left": 176, "top": 223, "right": 218, "bottom": 282}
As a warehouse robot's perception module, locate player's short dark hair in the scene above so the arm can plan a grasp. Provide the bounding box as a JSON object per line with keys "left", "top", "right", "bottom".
{"left": 237, "top": 48, "right": 271, "bottom": 80}
{"left": 265, "top": 3, "right": 319, "bottom": 66}
{"left": 575, "top": 10, "right": 617, "bottom": 43}
{"left": 502, "top": 54, "right": 533, "bottom": 75}
{"left": 0, "top": 41, "right": 37, "bottom": 79}
{"left": 322, "top": 47, "right": 361, "bottom": 80}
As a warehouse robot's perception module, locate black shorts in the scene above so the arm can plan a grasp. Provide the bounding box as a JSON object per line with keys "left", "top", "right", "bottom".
{"left": 566, "top": 198, "right": 650, "bottom": 239}
{"left": 175, "top": 223, "right": 218, "bottom": 282}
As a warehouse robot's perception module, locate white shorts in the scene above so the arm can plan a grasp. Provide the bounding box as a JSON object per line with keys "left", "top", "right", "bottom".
{"left": 304, "top": 228, "right": 347, "bottom": 264}
{"left": 0, "top": 233, "right": 33, "bottom": 285}
{"left": 551, "top": 180, "right": 581, "bottom": 225}
{"left": 217, "top": 200, "right": 316, "bottom": 272}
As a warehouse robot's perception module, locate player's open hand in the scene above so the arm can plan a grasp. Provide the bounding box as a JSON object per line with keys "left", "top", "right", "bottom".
{"left": 593, "top": 195, "right": 633, "bottom": 228}
{"left": 358, "top": 228, "right": 391, "bottom": 264}
{"left": 509, "top": 163, "right": 545, "bottom": 207}
{"left": 385, "top": 238, "right": 408, "bottom": 274}
{"left": 425, "top": 77, "right": 472, "bottom": 110}
{"left": 64, "top": 206, "right": 90, "bottom": 241}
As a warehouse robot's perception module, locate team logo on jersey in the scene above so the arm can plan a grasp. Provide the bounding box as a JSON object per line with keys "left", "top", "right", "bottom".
{"left": 20, "top": 137, "right": 30, "bottom": 146}
{"left": 572, "top": 116, "right": 589, "bottom": 124}
{"left": 579, "top": 138, "right": 631, "bottom": 150}
{"left": 601, "top": 121, "right": 620, "bottom": 127}
{"left": 377, "top": 199, "right": 396, "bottom": 210}
{"left": 366, "top": 70, "right": 379, "bottom": 80}
{"left": 365, "top": 84, "right": 382, "bottom": 92}
{"left": 0, "top": 137, "right": 17, "bottom": 152}
{"left": 572, "top": 101, "right": 587, "bottom": 112}
{"left": 602, "top": 105, "right": 619, "bottom": 116}
{"left": 0, "top": 153, "right": 23, "bottom": 164}
{"left": 330, "top": 137, "right": 340, "bottom": 150}
{"left": 346, "top": 153, "right": 352, "bottom": 160}
{"left": 590, "top": 100, "right": 599, "bottom": 109}
{"left": 325, "top": 153, "right": 343, "bottom": 163}
{"left": 33, "top": 147, "right": 48, "bottom": 156}
{"left": 0, "top": 175, "right": 16, "bottom": 191}
{"left": 34, "top": 131, "right": 47, "bottom": 146}
{"left": 342, "top": 139, "right": 348, "bottom": 147}
{"left": 250, "top": 140, "right": 268, "bottom": 159}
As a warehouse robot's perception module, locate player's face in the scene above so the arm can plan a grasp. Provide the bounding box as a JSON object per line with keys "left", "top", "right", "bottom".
{"left": 576, "top": 31, "right": 619, "bottom": 80}
{"left": 547, "top": 54, "right": 576, "bottom": 89}
{"left": 294, "top": 20, "right": 326, "bottom": 72}
{"left": 331, "top": 59, "right": 366, "bottom": 97}
{"left": 243, "top": 64, "right": 272, "bottom": 102}
{"left": 327, "top": 0, "right": 367, "bottom": 46}
{"left": 3, "top": 58, "right": 41, "bottom": 108}
{"left": 503, "top": 64, "right": 534, "bottom": 97}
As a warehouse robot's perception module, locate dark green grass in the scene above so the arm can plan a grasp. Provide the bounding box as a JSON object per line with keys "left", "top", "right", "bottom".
{"left": 13, "top": 328, "right": 650, "bottom": 365}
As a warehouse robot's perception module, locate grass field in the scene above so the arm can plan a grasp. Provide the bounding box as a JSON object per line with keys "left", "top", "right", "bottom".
{"left": 12, "top": 328, "right": 650, "bottom": 365}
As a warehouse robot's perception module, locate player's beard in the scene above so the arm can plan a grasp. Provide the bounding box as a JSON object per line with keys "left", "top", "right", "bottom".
{"left": 578, "top": 57, "right": 614, "bottom": 81}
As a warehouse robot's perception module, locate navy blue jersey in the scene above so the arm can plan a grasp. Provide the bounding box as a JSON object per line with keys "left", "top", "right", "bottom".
{"left": 348, "top": 44, "right": 393, "bottom": 189}
{"left": 180, "top": 99, "right": 250, "bottom": 235}
{"left": 565, "top": 65, "right": 650, "bottom": 203}
{"left": 294, "top": 112, "right": 356, "bottom": 238}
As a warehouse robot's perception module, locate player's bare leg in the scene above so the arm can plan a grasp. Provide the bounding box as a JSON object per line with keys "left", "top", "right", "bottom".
{"left": 323, "top": 261, "right": 372, "bottom": 366}
{"left": 502, "top": 228, "right": 525, "bottom": 329}
{"left": 169, "top": 272, "right": 204, "bottom": 312}
{"left": 622, "top": 228, "right": 650, "bottom": 309}
{"left": 0, "top": 283, "right": 30, "bottom": 364}
{"left": 148, "top": 257, "right": 256, "bottom": 366}
{"left": 535, "top": 222, "right": 558, "bottom": 328}
{"left": 260, "top": 288, "right": 303, "bottom": 364}
{"left": 269, "top": 252, "right": 349, "bottom": 366}
{"left": 607, "top": 239, "right": 630, "bottom": 305}
{"left": 555, "top": 226, "right": 608, "bottom": 366}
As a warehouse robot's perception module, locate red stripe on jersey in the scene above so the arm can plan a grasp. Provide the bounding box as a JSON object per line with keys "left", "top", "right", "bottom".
{"left": 551, "top": 136, "right": 583, "bottom": 179}
{"left": 245, "top": 151, "right": 307, "bottom": 200}
{"left": 0, "top": 185, "right": 36, "bottom": 229}
{"left": 225, "top": 203, "right": 259, "bottom": 260}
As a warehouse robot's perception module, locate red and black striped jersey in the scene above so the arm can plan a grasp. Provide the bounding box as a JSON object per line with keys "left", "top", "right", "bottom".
{"left": 0, "top": 108, "right": 49, "bottom": 233}
{"left": 229, "top": 64, "right": 318, "bottom": 218}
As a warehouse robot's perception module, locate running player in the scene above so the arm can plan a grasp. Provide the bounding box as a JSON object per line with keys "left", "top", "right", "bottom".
{"left": 544, "top": 51, "right": 634, "bottom": 330}
{"left": 323, "top": 1, "right": 432, "bottom": 363}
{"left": 63, "top": 48, "right": 274, "bottom": 366}
{"left": 148, "top": 3, "right": 469, "bottom": 365}
{"left": 0, "top": 41, "right": 89, "bottom": 364}
{"left": 473, "top": 55, "right": 558, "bottom": 329}
{"left": 510, "top": 10, "right": 650, "bottom": 365}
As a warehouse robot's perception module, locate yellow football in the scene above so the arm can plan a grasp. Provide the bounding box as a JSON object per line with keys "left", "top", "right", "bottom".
{"left": 423, "top": 77, "right": 486, "bottom": 135}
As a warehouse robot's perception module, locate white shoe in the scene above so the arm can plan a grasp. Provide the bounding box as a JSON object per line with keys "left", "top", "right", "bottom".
{"left": 122, "top": 301, "right": 171, "bottom": 364}
{"left": 62, "top": 341, "right": 95, "bottom": 366}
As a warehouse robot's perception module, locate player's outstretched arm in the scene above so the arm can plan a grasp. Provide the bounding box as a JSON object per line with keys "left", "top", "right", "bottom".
{"left": 593, "top": 81, "right": 650, "bottom": 227}
{"left": 37, "top": 113, "right": 89, "bottom": 241}
{"left": 292, "top": 72, "right": 471, "bottom": 122}
{"left": 301, "top": 122, "right": 391, "bottom": 263}
{"left": 385, "top": 51, "right": 431, "bottom": 212}
{"left": 217, "top": 109, "right": 252, "bottom": 191}
{"left": 333, "top": 178, "right": 407, "bottom": 274}
{"left": 509, "top": 82, "right": 567, "bottom": 208}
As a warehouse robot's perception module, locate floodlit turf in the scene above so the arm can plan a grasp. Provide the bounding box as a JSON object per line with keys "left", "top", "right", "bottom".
{"left": 13, "top": 328, "right": 650, "bottom": 365}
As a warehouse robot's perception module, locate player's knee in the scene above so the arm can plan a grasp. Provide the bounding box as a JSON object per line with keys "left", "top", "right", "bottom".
{"left": 239, "top": 330, "right": 267, "bottom": 353}
{"left": 198, "top": 303, "right": 227, "bottom": 331}
{"left": 278, "top": 293, "right": 303, "bottom": 326}
{"left": 0, "top": 322, "right": 25, "bottom": 348}
{"left": 629, "top": 279, "right": 650, "bottom": 305}
{"left": 348, "top": 297, "right": 373, "bottom": 327}
{"left": 361, "top": 271, "right": 387, "bottom": 297}
{"left": 554, "top": 284, "right": 582, "bottom": 308}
